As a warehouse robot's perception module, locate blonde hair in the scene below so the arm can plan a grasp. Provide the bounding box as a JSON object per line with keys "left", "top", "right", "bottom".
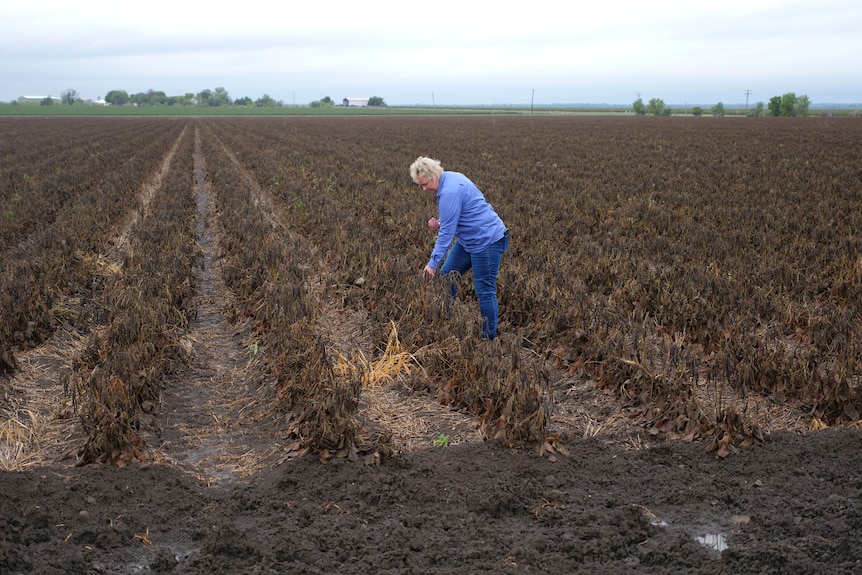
{"left": 410, "top": 156, "right": 444, "bottom": 183}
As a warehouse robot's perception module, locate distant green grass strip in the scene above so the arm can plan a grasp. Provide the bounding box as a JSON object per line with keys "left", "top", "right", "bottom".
{"left": 0, "top": 104, "right": 520, "bottom": 117}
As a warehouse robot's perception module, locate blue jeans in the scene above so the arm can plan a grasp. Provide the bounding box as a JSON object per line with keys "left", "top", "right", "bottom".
{"left": 441, "top": 232, "right": 509, "bottom": 339}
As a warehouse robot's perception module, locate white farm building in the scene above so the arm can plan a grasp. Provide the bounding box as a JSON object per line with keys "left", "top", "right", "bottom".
{"left": 342, "top": 97, "right": 369, "bottom": 107}
{"left": 19, "top": 95, "right": 59, "bottom": 104}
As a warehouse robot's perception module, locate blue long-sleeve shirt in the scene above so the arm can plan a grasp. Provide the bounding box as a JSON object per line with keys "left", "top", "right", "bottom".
{"left": 427, "top": 171, "right": 507, "bottom": 270}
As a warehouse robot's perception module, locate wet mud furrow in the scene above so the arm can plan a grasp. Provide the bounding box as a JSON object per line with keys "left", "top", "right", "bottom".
{"left": 153, "top": 124, "right": 278, "bottom": 482}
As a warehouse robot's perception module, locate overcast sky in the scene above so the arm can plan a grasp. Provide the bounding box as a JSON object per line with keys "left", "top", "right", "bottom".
{"left": 2, "top": 0, "right": 860, "bottom": 106}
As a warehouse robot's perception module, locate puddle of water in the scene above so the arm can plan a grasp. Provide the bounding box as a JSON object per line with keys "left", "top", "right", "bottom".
{"left": 122, "top": 545, "right": 198, "bottom": 573}
{"left": 695, "top": 532, "right": 728, "bottom": 553}
{"left": 645, "top": 510, "right": 733, "bottom": 554}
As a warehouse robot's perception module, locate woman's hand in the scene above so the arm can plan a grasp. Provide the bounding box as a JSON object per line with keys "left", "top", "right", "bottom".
{"left": 428, "top": 217, "right": 440, "bottom": 231}
{"left": 422, "top": 265, "right": 436, "bottom": 279}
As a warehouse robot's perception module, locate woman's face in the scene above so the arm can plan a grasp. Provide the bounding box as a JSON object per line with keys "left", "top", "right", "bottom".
{"left": 416, "top": 175, "right": 438, "bottom": 192}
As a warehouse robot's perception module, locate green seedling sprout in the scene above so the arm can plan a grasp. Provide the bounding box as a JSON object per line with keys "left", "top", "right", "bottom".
{"left": 433, "top": 434, "right": 450, "bottom": 447}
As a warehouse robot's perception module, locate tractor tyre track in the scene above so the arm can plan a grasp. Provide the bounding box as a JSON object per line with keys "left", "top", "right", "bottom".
{"left": 149, "top": 124, "right": 280, "bottom": 483}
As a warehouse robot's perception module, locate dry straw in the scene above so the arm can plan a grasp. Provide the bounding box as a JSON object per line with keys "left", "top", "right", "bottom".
{"left": 0, "top": 327, "right": 85, "bottom": 470}
{"left": 334, "top": 321, "right": 421, "bottom": 389}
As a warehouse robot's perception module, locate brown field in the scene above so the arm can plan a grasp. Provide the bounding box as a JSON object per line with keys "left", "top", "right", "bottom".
{"left": 1, "top": 116, "right": 860, "bottom": 574}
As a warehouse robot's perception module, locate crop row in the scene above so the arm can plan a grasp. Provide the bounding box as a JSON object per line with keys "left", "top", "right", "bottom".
{"left": 69, "top": 125, "right": 199, "bottom": 464}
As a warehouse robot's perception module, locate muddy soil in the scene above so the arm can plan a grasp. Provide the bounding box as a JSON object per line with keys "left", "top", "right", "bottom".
{"left": 2, "top": 428, "right": 861, "bottom": 574}
{"left": 2, "top": 125, "right": 861, "bottom": 574}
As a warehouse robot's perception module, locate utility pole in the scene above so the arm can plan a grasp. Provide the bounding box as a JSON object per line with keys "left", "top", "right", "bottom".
{"left": 744, "top": 89, "right": 752, "bottom": 111}
{"left": 431, "top": 93, "right": 435, "bottom": 106}
{"left": 531, "top": 89, "right": 535, "bottom": 115}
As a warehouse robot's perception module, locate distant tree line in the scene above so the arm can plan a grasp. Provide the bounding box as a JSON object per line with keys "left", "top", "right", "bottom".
{"left": 309, "top": 96, "right": 334, "bottom": 108}
{"left": 100, "top": 88, "right": 385, "bottom": 108}
{"left": 766, "top": 93, "right": 810, "bottom": 117}
{"left": 102, "top": 87, "right": 277, "bottom": 107}
{"left": 631, "top": 92, "right": 810, "bottom": 117}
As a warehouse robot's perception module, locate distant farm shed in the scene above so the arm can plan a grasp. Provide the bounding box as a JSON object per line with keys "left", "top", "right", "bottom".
{"left": 342, "top": 97, "right": 369, "bottom": 107}
{"left": 19, "top": 95, "right": 59, "bottom": 103}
